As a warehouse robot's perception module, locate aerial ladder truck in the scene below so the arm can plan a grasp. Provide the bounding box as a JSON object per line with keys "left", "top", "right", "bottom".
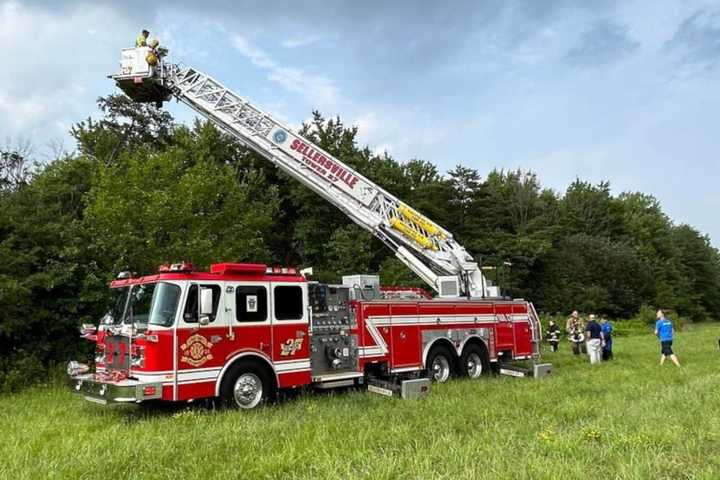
{"left": 66, "top": 42, "right": 546, "bottom": 409}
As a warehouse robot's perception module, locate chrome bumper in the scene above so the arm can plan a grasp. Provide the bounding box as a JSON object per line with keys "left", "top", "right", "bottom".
{"left": 68, "top": 372, "right": 163, "bottom": 405}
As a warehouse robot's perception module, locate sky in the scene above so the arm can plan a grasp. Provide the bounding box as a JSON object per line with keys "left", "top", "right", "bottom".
{"left": 2, "top": 0, "right": 719, "bottom": 245}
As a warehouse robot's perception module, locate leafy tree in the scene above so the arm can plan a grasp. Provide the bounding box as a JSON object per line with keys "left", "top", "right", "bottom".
{"left": 84, "top": 124, "right": 280, "bottom": 275}
{"left": 532, "top": 234, "right": 654, "bottom": 317}
{"left": 0, "top": 155, "right": 97, "bottom": 391}
{"left": 71, "top": 94, "right": 173, "bottom": 163}
{"left": 561, "top": 180, "right": 626, "bottom": 238}
{"left": 0, "top": 143, "right": 32, "bottom": 191}
{"left": 322, "top": 225, "right": 375, "bottom": 281}
{"left": 669, "top": 225, "right": 720, "bottom": 319}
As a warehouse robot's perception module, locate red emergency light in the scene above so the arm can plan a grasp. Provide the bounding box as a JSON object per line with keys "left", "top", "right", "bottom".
{"left": 210, "top": 263, "right": 268, "bottom": 275}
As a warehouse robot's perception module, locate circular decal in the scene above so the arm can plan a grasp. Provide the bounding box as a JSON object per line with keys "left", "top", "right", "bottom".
{"left": 273, "top": 129, "right": 288, "bottom": 144}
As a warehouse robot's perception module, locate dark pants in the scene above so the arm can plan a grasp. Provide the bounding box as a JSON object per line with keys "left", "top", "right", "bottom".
{"left": 602, "top": 337, "right": 613, "bottom": 360}
{"left": 550, "top": 341, "right": 559, "bottom": 352}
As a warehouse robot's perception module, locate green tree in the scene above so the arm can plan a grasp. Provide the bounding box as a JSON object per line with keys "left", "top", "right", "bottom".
{"left": 561, "top": 180, "right": 625, "bottom": 238}
{"left": 84, "top": 123, "right": 280, "bottom": 275}
{"left": 532, "top": 234, "right": 653, "bottom": 317}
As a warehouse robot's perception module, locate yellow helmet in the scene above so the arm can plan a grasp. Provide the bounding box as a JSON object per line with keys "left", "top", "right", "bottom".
{"left": 148, "top": 38, "right": 159, "bottom": 48}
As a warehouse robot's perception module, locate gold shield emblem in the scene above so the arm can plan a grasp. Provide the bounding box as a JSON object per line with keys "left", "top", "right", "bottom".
{"left": 180, "top": 333, "right": 214, "bottom": 367}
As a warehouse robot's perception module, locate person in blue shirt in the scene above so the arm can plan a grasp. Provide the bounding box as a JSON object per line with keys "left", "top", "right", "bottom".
{"left": 601, "top": 317, "right": 613, "bottom": 360}
{"left": 655, "top": 309, "right": 681, "bottom": 367}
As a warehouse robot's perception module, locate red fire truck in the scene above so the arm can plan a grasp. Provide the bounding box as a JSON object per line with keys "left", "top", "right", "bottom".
{"left": 67, "top": 42, "right": 543, "bottom": 408}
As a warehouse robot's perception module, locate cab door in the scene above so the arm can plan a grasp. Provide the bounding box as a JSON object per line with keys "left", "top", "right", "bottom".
{"left": 269, "top": 282, "right": 310, "bottom": 387}
{"left": 227, "top": 282, "right": 272, "bottom": 359}
{"left": 176, "top": 281, "right": 226, "bottom": 400}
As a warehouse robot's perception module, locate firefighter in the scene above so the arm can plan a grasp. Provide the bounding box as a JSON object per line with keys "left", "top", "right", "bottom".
{"left": 136, "top": 29, "right": 150, "bottom": 47}
{"left": 566, "top": 310, "right": 585, "bottom": 355}
{"left": 546, "top": 320, "right": 560, "bottom": 352}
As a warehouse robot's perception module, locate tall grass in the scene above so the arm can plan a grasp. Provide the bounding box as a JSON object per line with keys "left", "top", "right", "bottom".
{"left": 1, "top": 325, "right": 718, "bottom": 479}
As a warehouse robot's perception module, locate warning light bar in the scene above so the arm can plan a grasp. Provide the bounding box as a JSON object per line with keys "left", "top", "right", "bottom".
{"left": 158, "top": 262, "right": 194, "bottom": 273}
{"left": 267, "top": 266, "right": 298, "bottom": 275}
{"left": 208, "top": 263, "right": 300, "bottom": 276}
{"left": 210, "top": 263, "right": 268, "bottom": 275}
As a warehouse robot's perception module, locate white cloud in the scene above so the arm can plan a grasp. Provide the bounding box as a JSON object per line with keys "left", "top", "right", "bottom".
{"left": 280, "top": 34, "right": 329, "bottom": 49}
{"left": 0, "top": 1, "right": 136, "bottom": 151}
{"left": 230, "top": 34, "right": 339, "bottom": 107}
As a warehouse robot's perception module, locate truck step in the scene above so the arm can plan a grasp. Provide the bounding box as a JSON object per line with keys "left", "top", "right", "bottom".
{"left": 499, "top": 362, "right": 552, "bottom": 379}
{"left": 367, "top": 378, "right": 430, "bottom": 399}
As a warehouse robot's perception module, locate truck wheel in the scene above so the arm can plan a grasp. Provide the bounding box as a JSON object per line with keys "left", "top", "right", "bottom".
{"left": 426, "top": 345, "right": 454, "bottom": 383}
{"left": 221, "top": 360, "right": 275, "bottom": 410}
{"left": 460, "top": 343, "right": 488, "bottom": 379}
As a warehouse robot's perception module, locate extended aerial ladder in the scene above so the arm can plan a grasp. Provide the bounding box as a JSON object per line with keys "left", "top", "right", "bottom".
{"left": 111, "top": 45, "right": 498, "bottom": 298}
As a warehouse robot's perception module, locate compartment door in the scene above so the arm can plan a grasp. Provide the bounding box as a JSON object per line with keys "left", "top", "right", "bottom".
{"left": 512, "top": 304, "right": 533, "bottom": 357}
{"left": 390, "top": 303, "right": 421, "bottom": 369}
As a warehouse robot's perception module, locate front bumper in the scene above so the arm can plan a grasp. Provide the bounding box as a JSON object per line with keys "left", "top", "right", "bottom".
{"left": 68, "top": 372, "right": 163, "bottom": 405}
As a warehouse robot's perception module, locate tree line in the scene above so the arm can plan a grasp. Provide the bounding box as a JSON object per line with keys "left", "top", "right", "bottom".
{"left": 1, "top": 95, "right": 718, "bottom": 391}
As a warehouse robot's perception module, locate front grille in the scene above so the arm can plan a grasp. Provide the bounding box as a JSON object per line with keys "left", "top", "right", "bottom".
{"left": 104, "top": 335, "right": 130, "bottom": 372}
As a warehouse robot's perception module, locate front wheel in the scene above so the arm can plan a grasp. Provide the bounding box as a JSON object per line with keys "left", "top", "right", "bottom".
{"left": 221, "top": 360, "right": 274, "bottom": 409}
{"left": 426, "top": 346, "right": 455, "bottom": 383}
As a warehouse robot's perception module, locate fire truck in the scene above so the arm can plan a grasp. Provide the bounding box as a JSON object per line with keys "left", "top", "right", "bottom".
{"left": 67, "top": 43, "right": 543, "bottom": 409}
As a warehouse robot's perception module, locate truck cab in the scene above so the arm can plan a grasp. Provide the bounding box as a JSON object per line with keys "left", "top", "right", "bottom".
{"left": 69, "top": 263, "right": 312, "bottom": 408}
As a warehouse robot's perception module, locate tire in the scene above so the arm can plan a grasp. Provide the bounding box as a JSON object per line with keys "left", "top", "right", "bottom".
{"left": 220, "top": 360, "right": 275, "bottom": 410}
{"left": 460, "top": 343, "right": 488, "bottom": 379}
{"left": 425, "top": 345, "right": 455, "bottom": 383}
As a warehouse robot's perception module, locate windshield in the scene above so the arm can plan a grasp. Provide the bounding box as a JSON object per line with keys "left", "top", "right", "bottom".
{"left": 127, "top": 282, "right": 181, "bottom": 328}
{"left": 108, "top": 287, "right": 130, "bottom": 325}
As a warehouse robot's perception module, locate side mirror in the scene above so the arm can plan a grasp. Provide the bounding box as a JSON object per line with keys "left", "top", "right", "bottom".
{"left": 199, "top": 288, "right": 213, "bottom": 325}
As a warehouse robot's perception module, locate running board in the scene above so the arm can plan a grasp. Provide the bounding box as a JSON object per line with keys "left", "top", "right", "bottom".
{"left": 316, "top": 379, "right": 356, "bottom": 389}
{"left": 313, "top": 371, "right": 364, "bottom": 389}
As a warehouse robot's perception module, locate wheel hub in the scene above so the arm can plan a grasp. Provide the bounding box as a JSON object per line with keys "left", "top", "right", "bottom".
{"left": 233, "top": 373, "right": 263, "bottom": 409}
{"left": 466, "top": 352, "right": 482, "bottom": 378}
{"left": 431, "top": 355, "right": 450, "bottom": 382}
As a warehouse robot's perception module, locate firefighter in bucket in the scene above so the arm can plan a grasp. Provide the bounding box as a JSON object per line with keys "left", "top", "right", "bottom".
{"left": 135, "top": 29, "right": 165, "bottom": 67}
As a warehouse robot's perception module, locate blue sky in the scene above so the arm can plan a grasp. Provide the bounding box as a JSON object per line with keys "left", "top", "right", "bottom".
{"left": 2, "top": 0, "right": 719, "bottom": 245}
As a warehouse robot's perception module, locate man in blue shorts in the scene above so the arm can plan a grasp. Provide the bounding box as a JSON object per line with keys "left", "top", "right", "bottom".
{"left": 655, "top": 309, "right": 681, "bottom": 367}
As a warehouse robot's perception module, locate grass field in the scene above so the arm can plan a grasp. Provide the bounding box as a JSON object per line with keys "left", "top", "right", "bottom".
{"left": 1, "top": 325, "right": 719, "bottom": 479}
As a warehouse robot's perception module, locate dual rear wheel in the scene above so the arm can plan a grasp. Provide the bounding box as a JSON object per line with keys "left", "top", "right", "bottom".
{"left": 426, "top": 343, "right": 489, "bottom": 383}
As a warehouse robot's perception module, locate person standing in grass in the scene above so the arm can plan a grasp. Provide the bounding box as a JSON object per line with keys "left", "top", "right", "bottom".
{"left": 655, "top": 309, "right": 681, "bottom": 367}
{"left": 566, "top": 310, "right": 585, "bottom": 355}
{"left": 585, "top": 314, "right": 603, "bottom": 365}
{"left": 547, "top": 320, "right": 561, "bottom": 352}
{"left": 601, "top": 317, "right": 613, "bottom": 360}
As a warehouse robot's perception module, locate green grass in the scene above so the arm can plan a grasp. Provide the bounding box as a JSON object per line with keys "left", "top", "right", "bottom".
{"left": 1, "top": 325, "right": 719, "bottom": 479}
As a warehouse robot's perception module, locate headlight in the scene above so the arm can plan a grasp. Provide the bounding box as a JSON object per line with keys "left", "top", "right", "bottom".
{"left": 131, "top": 346, "right": 145, "bottom": 368}
{"left": 67, "top": 361, "right": 90, "bottom": 376}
